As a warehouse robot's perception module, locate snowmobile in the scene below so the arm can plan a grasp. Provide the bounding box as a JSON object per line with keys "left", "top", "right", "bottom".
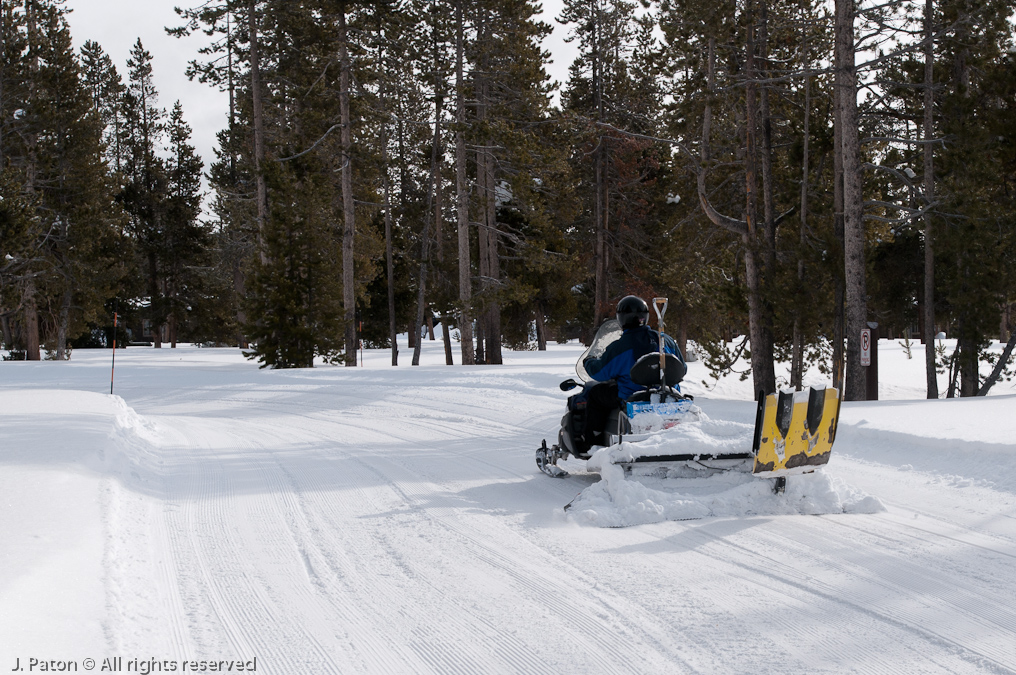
{"left": 536, "top": 298, "right": 842, "bottom": 494}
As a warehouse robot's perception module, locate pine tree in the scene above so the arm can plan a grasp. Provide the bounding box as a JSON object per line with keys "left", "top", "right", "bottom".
{"left": 559, "top": 0, "right": 640, "bottom": 332}
{"left": 120, "top": 38, "right": 170, "bottom": 347}
{"left": 0, "top": 2, "right": 124, "bottom": 359}
{"left": 34, "top": 7, "right": 123, "bottom": 358}
{"left": 80, "top": 40, "right": 127, "bottom": 173}
{"left": 471, "top": 0, "right": 577, "bottom": 352}
{"left": 173, "top": 0, "right": 254, "bottom": 347}
{"left": 0, "top": 0, "right": 32, "bottom": 355}
{"left": 163, "top": 101, "right": 210, "bottom": 347}
{"left": 932, "top": 0, "right": 1016, "bottom": 396}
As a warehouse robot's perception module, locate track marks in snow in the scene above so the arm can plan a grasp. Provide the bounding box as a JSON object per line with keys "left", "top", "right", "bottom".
{"left": 353, "top": 454, "right": 693, "bottom": 674}
{"left": 236, "top": 394, "right": 700, "bottom": 674}
{"left": 154, "top": 422, "right": 347, "bottom": 673}
{"left": 251, "top": 418, "right": 575, "bottom": 673}
{"left": 636, "top": 515, "right": 1016, "bottom": 674}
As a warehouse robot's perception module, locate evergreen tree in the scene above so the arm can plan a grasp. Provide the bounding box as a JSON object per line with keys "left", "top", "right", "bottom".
{"left": 559, "top": 0, "right": 642, "bottom": 331}
{"left": 163, "top": 101, "right": 210, "bottom": 346}
{"left": 80, "top": 40, "right": 127, "bottom": 172}
{"left": 0, "top": 0, "right": 33, "bottom": 354}
{"left": 471, "top": 0, "right": 579, "bottom": 352}
{"left": 932, "top": 0, "right": 1016, "bottom": 395}
{"left": 0, "top": 2, "right": 124, "bottom": 359}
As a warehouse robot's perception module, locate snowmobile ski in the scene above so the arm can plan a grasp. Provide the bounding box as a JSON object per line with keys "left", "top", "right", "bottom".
{"left": 536, "top": 440, "right": 568, "bottom": 477}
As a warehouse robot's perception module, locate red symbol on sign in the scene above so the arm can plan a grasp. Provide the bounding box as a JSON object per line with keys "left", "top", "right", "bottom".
{"left": 860, "top": 329, "right": 871, "bottom": 366}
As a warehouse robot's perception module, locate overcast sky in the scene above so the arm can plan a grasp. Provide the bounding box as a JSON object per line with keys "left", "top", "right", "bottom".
{"left": 62, "top": 0, "right": 579, "bottom": 212}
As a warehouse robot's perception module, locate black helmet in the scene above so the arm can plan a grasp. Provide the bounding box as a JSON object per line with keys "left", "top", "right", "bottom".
{"left": 616, "top": 295, "right": 649, "bottom": 330}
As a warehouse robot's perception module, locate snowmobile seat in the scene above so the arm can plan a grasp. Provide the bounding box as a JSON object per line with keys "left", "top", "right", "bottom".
{"left": 629, "top": 352, "right": 686, "bottom": 388}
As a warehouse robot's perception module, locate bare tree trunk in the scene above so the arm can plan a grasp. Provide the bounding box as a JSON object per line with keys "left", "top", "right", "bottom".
{"left": 836, "top": 0, "right": 866, "bottom": 401}
{"left": 476, "top": 150, "right": 490, "bottom": 364}
{"left": 832, "top": 14, "right": 846, "bottom": 391}
{"left": 375, "top": 24, "right": 398, "bottom": 367}
{"left": 411, "top": 259, "right": 429, "bottom": 366}
{"left": 441, "top": 317, "right": 453, "bottom": 365}
{"left": 248, "top": 0, "right": 268, "bottom": 264}
{"left": 959, "top": 335, "right": 978, "bottom": 396}
{"left": 483, "top": 142, "right": 502, "bottom": 365}
{"left": 411, "top": 201, "right": 431, "bottom": 366}
{"left": 381, "top": 104, "right": 398, "bottom": 367}
{"left": 223, "top": 9, "right": 243, "bottom": 344}
{"left": 24, "top": 278, "right": 40, "bottom": 360}
{"left": 339, "top": 9, "right": 357, "bottom": 366}
{"left": 396, "top": 91, "right": 414, "bottom": 365}
{"left": 475, "top": 314, "right": 486, "bottom": 364}
{"left": 792, "top": 15, "right": 811, "bottom": 391}
{"left": 758, "top": 0, "right": 778, "bottom": 392}
{"left": 593, "top": 148, "right": 607, "bottom": 328}
{"left": 1, "top": 314, "right": 12, "bottom": 349}
{"left": 454, "top": 1, "right": 475, "bottom": 365}
{"left": 233, "top": 262, "right": 248, "bottom": 348}
{"left": 923, "top": 0, "right": 938, "bottom": 398}
{"left": 0, "top": 2, "right": 5, "bottom": 171}
{"left": 227, "top": 9, "right": 236, "bottom": 172}
{"left": 422, "top": 13, "right": 443, "bottom": 356}
{"left": 56, "top": 287, "right": 71, "bottom": 360}
{"left": 535, "top": 301, "right": 547, "bottom": 351}
{"left": 23, "top": 3, "right": 40, "bottom": 361}
{"left": 758, "top": 0, "right": 777, "bottom": 268}
{"left": 745, "top": 3, "right": 776, "bottom": 396}
{"left": 414, "top": 19, "right": 441, "bottom": 368}
{"left": 676, "top": 312, "right": 689, "bottom": 360}
{"left": 472, "top": 11, "right": 501, "bottom": 365}
{"left": 475, "top": 47, "right": 490, "bottom": 363}
{"left": 591, "top": 13, "right": 608, "bottom": 330}
{"left": 150, "top": 253, "right": 162, "bottom": 348}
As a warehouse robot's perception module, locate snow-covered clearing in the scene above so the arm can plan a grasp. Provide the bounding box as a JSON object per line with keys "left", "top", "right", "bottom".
{"left": 2, "top": 339, "right": 1015, "bottom": 673}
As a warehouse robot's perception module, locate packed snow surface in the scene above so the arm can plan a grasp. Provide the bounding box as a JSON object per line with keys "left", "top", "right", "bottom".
{"left": 2, "top": 338, "right": 1016, "bottom": 673}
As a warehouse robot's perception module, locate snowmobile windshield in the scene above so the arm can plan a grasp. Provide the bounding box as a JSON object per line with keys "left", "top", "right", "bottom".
{"left": 575, "top": 319, "right": 622, "bottom": 382}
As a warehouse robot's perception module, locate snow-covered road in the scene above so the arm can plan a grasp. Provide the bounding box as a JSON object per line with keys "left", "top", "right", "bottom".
{"left": 2, "top": 343, "right": 1015, "bottom": 673}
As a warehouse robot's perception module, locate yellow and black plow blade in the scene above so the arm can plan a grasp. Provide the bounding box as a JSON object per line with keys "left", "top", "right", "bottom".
{"left": 752, "top": 387, "right": 840, "bottom": 477}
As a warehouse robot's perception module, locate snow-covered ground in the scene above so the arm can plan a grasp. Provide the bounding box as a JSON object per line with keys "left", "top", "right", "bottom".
{"left": 2, "top": 338, "right": 1015, "bottom": 673}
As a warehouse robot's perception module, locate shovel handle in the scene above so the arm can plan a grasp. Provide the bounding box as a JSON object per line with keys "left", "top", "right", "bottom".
{"left": 652, "top": 298, "right": 668, "bottom": 388}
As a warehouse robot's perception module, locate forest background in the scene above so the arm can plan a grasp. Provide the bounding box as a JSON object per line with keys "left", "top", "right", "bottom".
{"left": 0, "top": 0, "right": 1014, "bottom": 401}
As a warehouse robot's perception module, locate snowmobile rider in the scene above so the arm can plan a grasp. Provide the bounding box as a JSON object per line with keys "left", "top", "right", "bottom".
{"left": 578, "top": 295, "right": 683, "bottom": 450}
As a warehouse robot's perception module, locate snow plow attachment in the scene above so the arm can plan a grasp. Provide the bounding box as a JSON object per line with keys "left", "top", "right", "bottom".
{"left": 752, "top": 387, "right": 840, "bottom": 477}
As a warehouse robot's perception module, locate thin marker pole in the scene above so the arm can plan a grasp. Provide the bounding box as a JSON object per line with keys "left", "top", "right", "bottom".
{"left": 110, "top": 301, "right": 118, "bottom": 395}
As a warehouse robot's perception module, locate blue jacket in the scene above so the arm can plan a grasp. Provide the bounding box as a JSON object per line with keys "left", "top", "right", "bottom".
{"left": 583, "top": 325, "right": 683, "bottom": 399}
